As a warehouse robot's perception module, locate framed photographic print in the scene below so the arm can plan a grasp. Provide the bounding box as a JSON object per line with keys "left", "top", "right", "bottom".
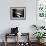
{"left": 36, "top": 0, "right": 46, "bottom": 26}
{"left": 37, "top": 0, "right": 46, "bottom": 19}
{"left": 10, "top": 7, "right": 26, "bottom": 20}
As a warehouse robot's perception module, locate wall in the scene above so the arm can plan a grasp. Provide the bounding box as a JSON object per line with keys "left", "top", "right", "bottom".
{"left": 0, "top": 0, "right": 36, "bottom": 42}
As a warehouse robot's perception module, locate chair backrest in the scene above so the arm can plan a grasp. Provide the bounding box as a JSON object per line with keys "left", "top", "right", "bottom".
{"left": 11, "top": 27, "right": 18, "bottom": 34}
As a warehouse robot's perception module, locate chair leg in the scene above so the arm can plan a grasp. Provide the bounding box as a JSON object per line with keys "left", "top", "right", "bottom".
{"left": 4, "top": 41, "right": 7, "bottom": 46}
{"left": 4, "top": 33, "right": 7, "bottom": 46}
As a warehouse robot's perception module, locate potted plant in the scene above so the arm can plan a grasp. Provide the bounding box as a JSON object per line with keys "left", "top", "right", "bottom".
{"left": 32, "top": 24, "right": 45, "bottom": 30}
{"left": 32, "top": 25, "right": 39, "bottom": 30}
{"left": 33, "top": 32, "right": 46, "bottom": 43}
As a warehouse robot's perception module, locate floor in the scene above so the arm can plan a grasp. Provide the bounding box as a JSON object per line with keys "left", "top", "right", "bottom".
{"left": 0, "top": 42, "right": 46, "bottom": 46}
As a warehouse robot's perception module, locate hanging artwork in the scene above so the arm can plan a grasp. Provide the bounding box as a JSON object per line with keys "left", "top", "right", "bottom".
{"left": 36, "top": 0, "right": 46, "bottom": 27}
{"left": 37, "top": 0, "right": 46, "bottom": 18}
{"left": 10, "top": 7, "right": 26, "bottom": 20}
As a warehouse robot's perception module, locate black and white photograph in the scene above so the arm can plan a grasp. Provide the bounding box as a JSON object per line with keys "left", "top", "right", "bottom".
{"left": 10, "top": 7, "right": 26, "bottom": 20}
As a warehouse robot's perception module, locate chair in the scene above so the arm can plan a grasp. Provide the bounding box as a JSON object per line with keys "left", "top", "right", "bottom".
{"left": 4, "top": 33, "right": 18, "bottom": 46}
{"left": 18, "top": 33, "right": 30, "bottom": 46}
{"left": 4, "top": 27, "right": 19, "bottom": 46}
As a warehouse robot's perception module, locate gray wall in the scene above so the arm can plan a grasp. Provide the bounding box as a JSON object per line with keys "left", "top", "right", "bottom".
{"left": 0, "top": 0, "right": 37, "bottom": 42}
{"left": 0, "top": 0, "right": 36, "bottom": 34}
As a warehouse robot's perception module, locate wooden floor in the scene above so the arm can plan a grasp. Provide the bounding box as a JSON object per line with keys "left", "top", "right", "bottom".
{"left": 0, "top": 42, "right": 46, "bottom": 46}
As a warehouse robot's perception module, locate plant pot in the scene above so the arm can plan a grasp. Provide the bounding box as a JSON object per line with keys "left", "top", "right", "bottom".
{"left": 40, "top": 38, "right": 45, "bottom": 43}
{"left": 37, "top": 39, "right": 40, "bottom": 43}
{"left": 37, "top": 39, "right": 45, "bottom": 44}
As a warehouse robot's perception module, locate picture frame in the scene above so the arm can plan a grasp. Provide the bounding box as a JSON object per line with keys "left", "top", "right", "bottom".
{"left": 10, "top": 7, "right": 26, "bottom": 20}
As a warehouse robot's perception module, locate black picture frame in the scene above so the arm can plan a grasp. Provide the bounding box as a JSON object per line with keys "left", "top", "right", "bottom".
{"left": 10, "top": 7, "right": 26, "bottom": 20}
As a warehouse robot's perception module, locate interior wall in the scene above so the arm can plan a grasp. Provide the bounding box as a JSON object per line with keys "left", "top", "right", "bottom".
{"left": 0, "top": 0, "right": 36, "bottom": 42}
